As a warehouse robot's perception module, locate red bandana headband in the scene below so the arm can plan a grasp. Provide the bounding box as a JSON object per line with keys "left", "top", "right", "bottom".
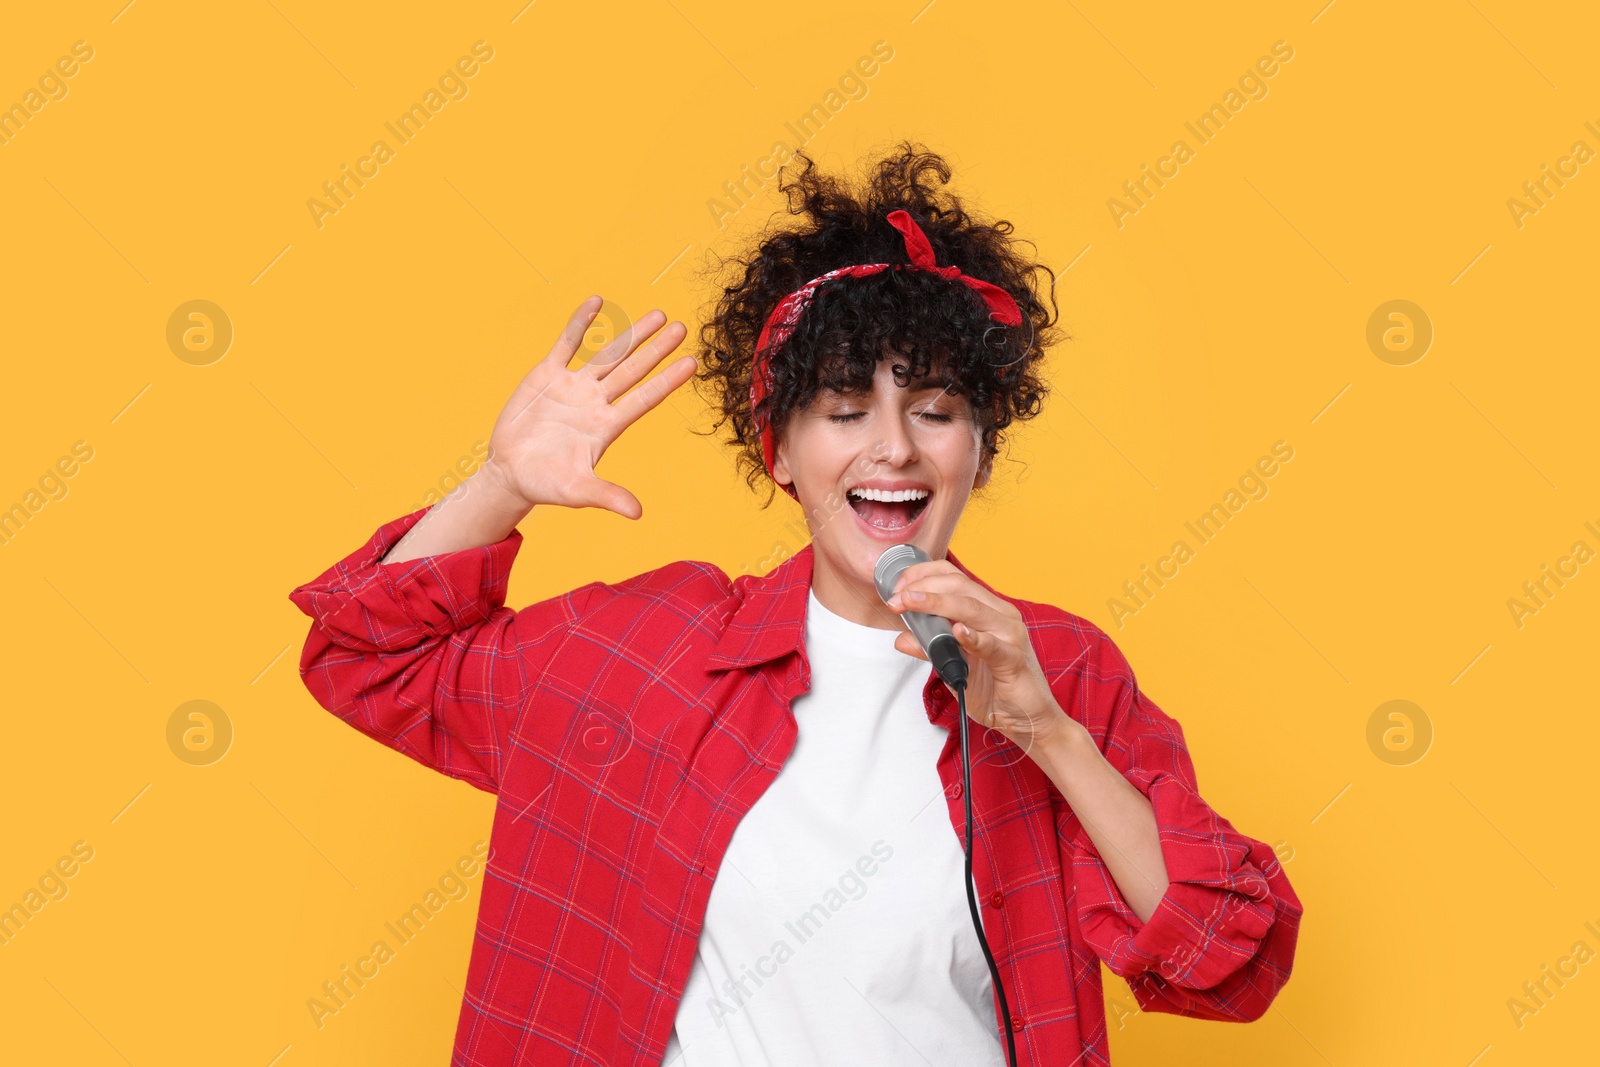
{"left": 749, "top": 208, "right": 1023, "bottom": 500}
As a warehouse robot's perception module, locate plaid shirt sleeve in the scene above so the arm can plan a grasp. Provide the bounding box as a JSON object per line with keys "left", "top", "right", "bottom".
{"left": 287, "top": 506, "right": 609, "bottom": 794}
{"left": 1061, "top": 625, "right": 1303, "bottom": 1022}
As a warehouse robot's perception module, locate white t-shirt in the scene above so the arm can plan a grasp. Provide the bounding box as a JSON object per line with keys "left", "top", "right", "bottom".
{"left": 660, "top": 588, "right": 1005, "bottom": 1065}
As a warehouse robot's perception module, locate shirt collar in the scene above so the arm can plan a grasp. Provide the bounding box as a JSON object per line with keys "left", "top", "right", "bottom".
{"left": 706, "top": 541, "right": 996, "bottom": 672}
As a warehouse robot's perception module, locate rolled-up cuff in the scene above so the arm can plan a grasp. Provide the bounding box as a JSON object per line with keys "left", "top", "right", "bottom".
{"left": 287, "top": 507, "right": 523, "bottom": 652}
{"left": 1072, "top": 768, "right": 1277, "bottom": 991}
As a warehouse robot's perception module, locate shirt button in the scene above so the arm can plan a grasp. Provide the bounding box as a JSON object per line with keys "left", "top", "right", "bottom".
{"left": 989, "top": 890, "right": 1004, "bottom": 908}
{"left": 947, "top": 781, "right": 963, "bottom": 799}
{"left": 1010, "top": 1014, "right": 1025, "bottom": 1031}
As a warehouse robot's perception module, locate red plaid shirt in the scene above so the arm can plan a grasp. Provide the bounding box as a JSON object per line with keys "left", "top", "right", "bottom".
{"left": 289, "top": 506, "right": 1301, "bottom": 1066}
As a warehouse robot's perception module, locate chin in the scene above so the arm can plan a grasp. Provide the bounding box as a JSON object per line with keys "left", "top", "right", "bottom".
{"left": 844, "top": 523, "right": 945, "bottom": 574}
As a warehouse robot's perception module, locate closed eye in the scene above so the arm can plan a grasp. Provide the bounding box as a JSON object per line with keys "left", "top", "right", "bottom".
{"left": 826, "top": 411, "right": 955, "bottom": 424}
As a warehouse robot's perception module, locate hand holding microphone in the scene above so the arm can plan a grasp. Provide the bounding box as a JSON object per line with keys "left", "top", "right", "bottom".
{"left": 875, "top": 543, "right": 1072, "bottom": 753}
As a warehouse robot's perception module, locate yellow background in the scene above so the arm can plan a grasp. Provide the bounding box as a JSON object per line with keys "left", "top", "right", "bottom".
{"left": 2, "top": 1, "right": 1595, "bottom": 1064}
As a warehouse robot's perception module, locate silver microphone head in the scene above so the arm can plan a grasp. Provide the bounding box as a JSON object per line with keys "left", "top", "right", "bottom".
{"left": 873, "top": 542, "right": 929, "bottom": 602}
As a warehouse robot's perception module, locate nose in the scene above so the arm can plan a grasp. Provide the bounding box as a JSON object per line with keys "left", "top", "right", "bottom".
{"left": 873, "top": 403, "right": 922, "bottom": 468}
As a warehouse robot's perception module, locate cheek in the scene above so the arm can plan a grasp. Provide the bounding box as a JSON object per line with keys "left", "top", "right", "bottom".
{"left": 798, "top": 424, "right": 867, "bottom": 473}
{"left": 931, "top": 430, "right": 982, "bottom": 481}
{"left": 779, "top": 442, "right": 843, "bottom": 510}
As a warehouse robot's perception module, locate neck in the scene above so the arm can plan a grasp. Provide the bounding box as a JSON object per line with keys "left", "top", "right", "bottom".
{"left": 808, "top": 545, "right": 907, "bottom": 630}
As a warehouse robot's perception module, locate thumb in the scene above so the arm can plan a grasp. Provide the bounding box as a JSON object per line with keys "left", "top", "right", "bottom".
{"left": 895, "top": 631, "right": 927, "bottom": 660}
{"left": 568, "top": 474, "right": 642, "bottom": 520}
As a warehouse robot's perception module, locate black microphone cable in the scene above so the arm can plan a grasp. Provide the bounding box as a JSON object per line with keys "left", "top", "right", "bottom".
{"left": 953, "top": 678, "right": 1019, "bottom": 1067}
{"left": 873, "top": 541, "right": 1019, "bottom": 1064}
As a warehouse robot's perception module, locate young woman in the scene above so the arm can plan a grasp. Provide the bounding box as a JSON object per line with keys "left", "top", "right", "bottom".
{"left": 290, "top": 144, "right": 1301, "bottom": 1067}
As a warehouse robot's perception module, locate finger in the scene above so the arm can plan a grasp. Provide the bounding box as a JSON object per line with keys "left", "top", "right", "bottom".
{"left": 894, "top": 631, "right": 927, "bottom": 661}
{"left": 613, "top": 347, "right": 698, "bottom": 427}
{"left": 892, "top": 569, "right": 1015, "bottom": 618}
{"left": 949, "top": 619, "right": 993, "bottom": 660}
{"left": 954, "top": 615, "right": 1038, "bottom": 681}
{"left": 564, "top": 473, "right": 642, "bottom": 520}
{"left": 889, "top": 588, "right": 985, "bottom": 624}
{"left": 539, "top": 295, "right": 605, "bottom": 371}
{"left": 891, "top": 570, "right": 967, "bottom": 599}
{"left": 889, "top": 559, "right": 956, "bottom": 594}
{"left": 891, "top": 590, "right": 1017, "bottom": 658}
{"left": 583, "top": 309, "right": 667, "bottom": 379}
{"left": 600, "top": 318, "right": 690, "bottom": 402}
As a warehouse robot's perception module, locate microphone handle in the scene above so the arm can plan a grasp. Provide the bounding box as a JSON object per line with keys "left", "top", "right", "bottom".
{"left": 904, "top": 609, "right": 969, "bottom": 690}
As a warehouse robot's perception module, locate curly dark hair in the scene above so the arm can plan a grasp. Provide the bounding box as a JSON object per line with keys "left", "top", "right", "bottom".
{"left": 689, "top": 140, "right": 1066, "bottom": 507}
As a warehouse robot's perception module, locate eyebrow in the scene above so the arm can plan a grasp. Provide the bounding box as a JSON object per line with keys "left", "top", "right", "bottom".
{"left": 911, "top": 381, "right": 965, "bottom": 401}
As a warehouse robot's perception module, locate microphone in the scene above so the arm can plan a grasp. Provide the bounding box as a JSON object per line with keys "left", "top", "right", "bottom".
{"left": 874, "top": 543, "right": 968, "bottom": 691}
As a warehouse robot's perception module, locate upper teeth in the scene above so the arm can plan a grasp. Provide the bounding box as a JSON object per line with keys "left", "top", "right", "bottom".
{"left": 848, "top": 487, "right": 929, "bottom": 502}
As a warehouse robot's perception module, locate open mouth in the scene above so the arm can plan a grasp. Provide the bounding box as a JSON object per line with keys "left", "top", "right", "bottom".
{"left": 846, "top": 487, "right": 932, "bottom": 532}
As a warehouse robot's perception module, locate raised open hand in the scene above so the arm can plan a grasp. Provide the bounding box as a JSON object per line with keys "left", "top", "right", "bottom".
{"left": 484, "top": 296, "right": 695, "bottom": 519}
